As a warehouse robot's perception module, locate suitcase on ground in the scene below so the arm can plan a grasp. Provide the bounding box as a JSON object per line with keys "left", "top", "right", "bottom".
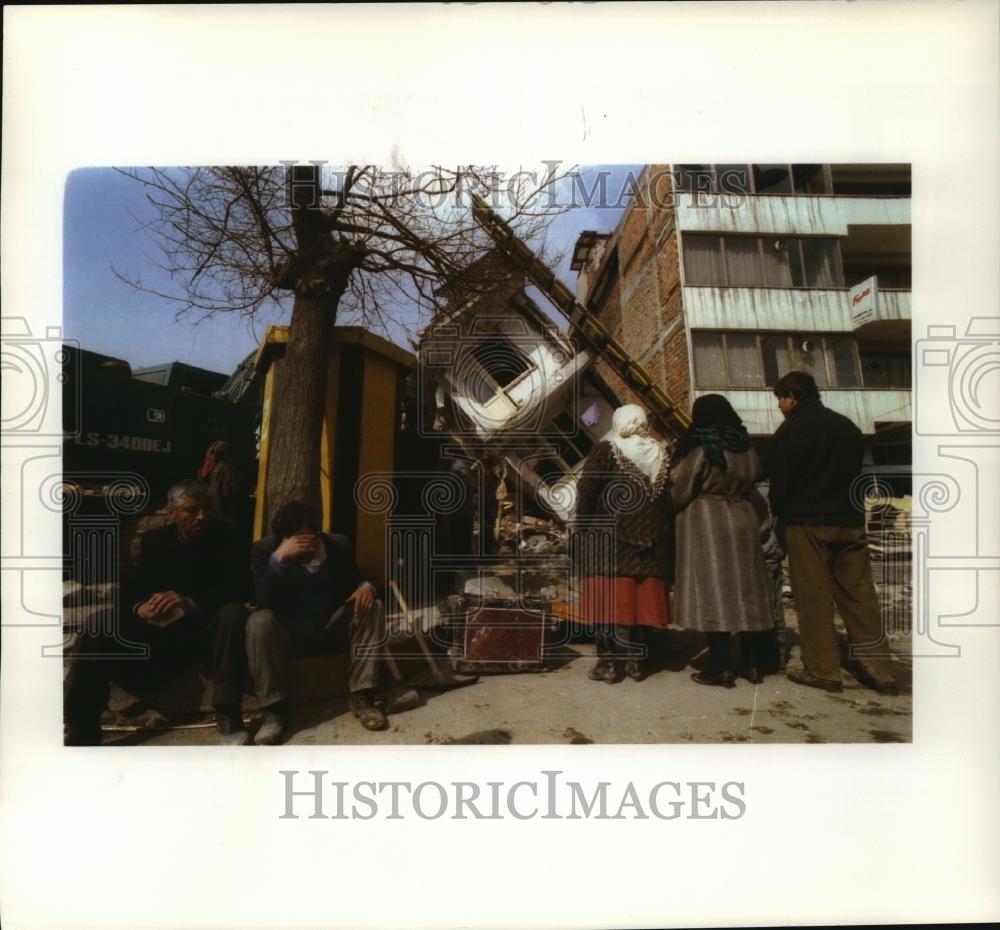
{"left": 462, "top": 605, "right": 547, "bottom": 671}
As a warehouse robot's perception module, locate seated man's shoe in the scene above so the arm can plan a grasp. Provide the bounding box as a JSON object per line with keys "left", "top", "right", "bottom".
{"left": 215, "top": 711, "right": 251, "bottom": 746}
{"left": 855, "top": 670, "right": 899, "bottom": 696}
{"left": 787, "top": 668, "right": 843, "bottom": 694}
{"left": 625, "top": 659, "right": 645, "bottom": 682}
{"left": 254, "top": 707, "right": 288, "bottom": 745}
{"left": 588, "top": 660, "right": 611, "bottom": 682}
{"left": 691, "top": 670, "right": 736, "bottom": 688}
{"left": 64, "top": 723, "right": 103, "bottom": 746}
{"left": 349, "top": 691, "right": 389, "bottom": 731}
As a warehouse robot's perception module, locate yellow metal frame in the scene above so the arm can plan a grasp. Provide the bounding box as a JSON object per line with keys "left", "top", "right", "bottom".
{"left": 252, "top": 324, "right": 415, "bottom": 582}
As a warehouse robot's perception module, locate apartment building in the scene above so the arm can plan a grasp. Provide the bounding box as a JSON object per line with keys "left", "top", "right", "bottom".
{"left": 571, "top": 164, "right": 912, "bottom": 489}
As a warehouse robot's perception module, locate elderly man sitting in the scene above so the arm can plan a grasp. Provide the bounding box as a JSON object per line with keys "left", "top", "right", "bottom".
{"left": 246, "top": 501, "right": 389, "bottom": 744}
{"left": 63, "top": 480, "right": 251, "bottom": 745}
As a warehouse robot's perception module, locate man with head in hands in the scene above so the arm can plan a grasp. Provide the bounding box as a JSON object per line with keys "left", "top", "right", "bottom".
{"left": 246, "top": 500, "right": 388, "bottom": 744}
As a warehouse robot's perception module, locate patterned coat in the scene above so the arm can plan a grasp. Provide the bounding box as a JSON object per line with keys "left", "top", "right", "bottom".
{"left": 573, "top": 440, "right": 672, "bottom": 578}
{"left": 669, "top": 445, "right": 774, "bottom": 632}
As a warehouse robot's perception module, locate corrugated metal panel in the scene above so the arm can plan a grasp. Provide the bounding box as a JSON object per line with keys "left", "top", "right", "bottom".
{"left": 677, "top": 193, "right": 910, "bottom": 235}
{"left": 683, "top": 286, "right": 910, "bottom": 331}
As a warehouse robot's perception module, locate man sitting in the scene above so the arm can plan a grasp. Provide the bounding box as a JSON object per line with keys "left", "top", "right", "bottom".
{"left": 246, "top": 501, "right": 389, "bottom": 744}
{"left": 64, "top": 480, "right": 251, "bottom": 745}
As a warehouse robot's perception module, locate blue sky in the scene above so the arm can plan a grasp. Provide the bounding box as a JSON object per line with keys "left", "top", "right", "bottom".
{"left": 63, "top": 165, "right": 640, "bottom": 375}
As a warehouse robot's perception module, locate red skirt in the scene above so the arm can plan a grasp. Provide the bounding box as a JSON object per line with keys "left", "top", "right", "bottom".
{"left": 579, "top": 576, "right": 670, "bottom": 628}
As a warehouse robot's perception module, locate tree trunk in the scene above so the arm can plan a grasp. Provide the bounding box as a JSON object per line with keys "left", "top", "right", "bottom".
{"left": 262, "top": 165, "right": 363, "bottom": 531}
{"left": 262, "top": 292, "right": 335, "bottom": 523}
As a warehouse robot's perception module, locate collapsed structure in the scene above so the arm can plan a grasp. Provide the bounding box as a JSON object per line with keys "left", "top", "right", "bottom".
{"left": 414, "top": 165, "right": 912, "bottom": 626}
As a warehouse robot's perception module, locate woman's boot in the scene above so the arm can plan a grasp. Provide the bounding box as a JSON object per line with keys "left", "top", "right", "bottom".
{"left": 691, "top": 632, "right": 736, "bottom": 687}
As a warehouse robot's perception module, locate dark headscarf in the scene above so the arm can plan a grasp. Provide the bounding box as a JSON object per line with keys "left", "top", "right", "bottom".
{"left": 671, "top": 394, "right": 751, "bottom": 470}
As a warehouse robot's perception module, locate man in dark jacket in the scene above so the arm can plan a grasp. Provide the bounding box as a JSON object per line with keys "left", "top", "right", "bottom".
{"left": 63, "top": 480, "right": 251, "bottom": 745}
{"left": 246, "top": 501, "right": 388, "bottom": 744}
{"left": 769, "top": 371, "right": 897, "bottom": 695}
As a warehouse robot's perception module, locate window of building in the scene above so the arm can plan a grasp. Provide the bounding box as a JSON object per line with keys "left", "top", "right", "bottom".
{"left": 799, "top": 238, "right": 843, "bottom": 288}
{"left": 716, "top": 164, "right": 752, "bottom": 193}
{"left": 682, "top": 234, "right": 725, "bottom": 285}
{"left": 683, "top": 234, "right": 844, "bottom": 288}
{"left": 830, "top": 164, "right": 911, "bottom": 196}
{"left": 870, "top": 424, "right": 912, "bottom": 466}
{"left": 725, "top": 333, "right": 766, "bottom": 387}
{"left": 753, "top": 164, "right": 793, "bottom": 195}
{"left": 532, "top": 455, "right": 569, "bottom": 482}
{"left": 540, "top": 410, "right": 597, "bottom": 471}
{"left": 674, "top": 165, "right": 714, "bottom": 193}
{"left": 465, "top": 334, "right": 533, "bottom": 405}
{"left": 673, "top": 164, "right": 833, "bottom": 196}
{"left": 842, "top": 261, "right": 912, "bottom": 289}
{"left": 861, "top": 352, "right": 912, "bottom": 389}
{"left": 792, "top": 164, "right": 827, "bottom": 194}
{"left": 693, "top": 331, "right": 863, "bottom": 389}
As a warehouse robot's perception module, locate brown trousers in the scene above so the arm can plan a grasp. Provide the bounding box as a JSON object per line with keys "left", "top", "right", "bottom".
{"left": 786, "top": 525, "right": 895, "bottom": 684}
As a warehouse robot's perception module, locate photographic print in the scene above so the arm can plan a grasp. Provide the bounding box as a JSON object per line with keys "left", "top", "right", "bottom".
{"left": 2, "top": 5, "right": 997, "bottom": 930}
{"left": 58, "top": 162, "right": 914, "bottom": 748}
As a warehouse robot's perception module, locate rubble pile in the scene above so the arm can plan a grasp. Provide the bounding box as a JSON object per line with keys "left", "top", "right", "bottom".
{"left": 491, "top": 511, "right": 567, "bottom": 556}
{"left": 514, "top": 514, "right": 568, "bottom": 556}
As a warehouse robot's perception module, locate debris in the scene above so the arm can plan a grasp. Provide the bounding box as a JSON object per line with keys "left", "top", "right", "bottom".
{"left": 464, "top": 576, "right": 517, "bottom": 599}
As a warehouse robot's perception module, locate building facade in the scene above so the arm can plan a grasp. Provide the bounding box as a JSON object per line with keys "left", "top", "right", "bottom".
{"left": 571, "top": 164, "right": 912, "bottom": 488}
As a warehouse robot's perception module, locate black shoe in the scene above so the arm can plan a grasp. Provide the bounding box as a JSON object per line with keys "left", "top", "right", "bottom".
{"left": 215, "top": 711, "right": 251, "bottom": 746}
{"left": 625, "top": 659, "right": 644, "bottom": 682}
{"left": 64, "top": 723, "right": 102, "bottom": 746}
{"left": 691, "top": 670, "right": 736, "bottom": 688}
{"left": 737, "top": 666, "right": 764, "bottom": 684}
{"left": 349, "top": 691, "right": 389, "bottom": 731}
{"left": 855, "top": 670, "right": 899, "bottom": 696}
{"left": 588, "top": 660, "right": 611, "bottom": 682}
{"left": 787, "top": 668, "right": 843, "bottom": 694}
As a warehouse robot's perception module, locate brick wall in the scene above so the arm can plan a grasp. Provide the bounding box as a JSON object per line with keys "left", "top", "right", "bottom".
{"left": 616, "top": 191, "right": 691, "bottom": 417}
{"left": 575, "top": 168, "right": 691, "bottom": 428}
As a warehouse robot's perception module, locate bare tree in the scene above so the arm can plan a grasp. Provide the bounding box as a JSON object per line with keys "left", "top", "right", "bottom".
{"left": 117, "top": 163, "right": 567, "bottom": 517}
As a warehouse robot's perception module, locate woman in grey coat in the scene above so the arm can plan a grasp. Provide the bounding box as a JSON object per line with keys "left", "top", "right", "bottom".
{"left": 670, "top": 395, "right": 775, "bottom": 687}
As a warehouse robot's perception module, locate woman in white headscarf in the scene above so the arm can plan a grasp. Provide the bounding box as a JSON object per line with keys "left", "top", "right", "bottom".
{"left": 573, "top": 404, "right": 672, "bottom": 683}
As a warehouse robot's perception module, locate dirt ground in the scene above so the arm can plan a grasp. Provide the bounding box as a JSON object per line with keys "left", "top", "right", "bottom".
{"left": 103, "top": 625, "right": 912, "bottom": 748}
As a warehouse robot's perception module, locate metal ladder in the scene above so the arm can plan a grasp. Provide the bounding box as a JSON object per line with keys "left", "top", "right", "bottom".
{"left": 470, "top": 194, "right": 691, "bottom": 438}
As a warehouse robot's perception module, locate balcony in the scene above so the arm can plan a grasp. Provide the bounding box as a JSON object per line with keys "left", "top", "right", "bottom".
{"left": 676, "top": 192, "right": 910, "bottom": 237}
{"left": 684, "top": 286, "right": 911, "bottom": 332}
